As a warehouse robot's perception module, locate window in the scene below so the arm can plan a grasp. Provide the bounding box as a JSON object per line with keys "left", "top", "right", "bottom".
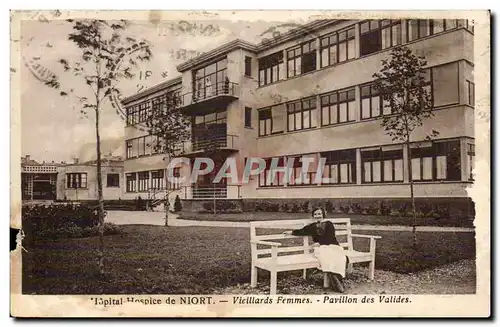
{"left": 138, "top": 171, "right": 150, "bottom": 192}
{"left": 137, "top": 101, "right": 151, "bottom": 123}
{"left": 151, "top": 170, "right": 164, "bottom": 189}
{"left": 126, "top": 105, "right": 139, "bottom": 125}
{"left": 464, "top": 19, "right": 474, "bottom": 33}
{"left": 361, "top": 146, "right": 403, "bottom": 183}
{"left": 361, "top": 84, "right": 382, "bottom": 119}
{"left": 287, "top": 40, "right": 317, "bottom": 78}
{"left": 167, "top": 167, "right": 181, "bottom": 190}
{"left": 432, "top": 62, "right": 459, "bottom": 107}
{"left": 127, "top": 135, "right": 160, "bottom": 159}
{"left": 288, "top": 155, "right": 316, "bottom": 186}
{"left": 245, "top": 107, "right": 252, "bottom": 128}
{"left": 259, "top": 157, "right": 285, "bottom": 187}
{"left": 66, "top": 173, "right": 88, "bottom": 188}
{"left": 192, "top": 110, "right": 227, "bottom": 149}
{"left": 193, "top": 57, "right": 228, "bottom": 100}
{"left": 106, "top": 173, "right": 120, "bottom": 187}
{"left": 360, "top": 20, "right": 401, "bottom": 56}
{"left": 467, "top": 143, "right": 475, "bottom": 181}
{"left": 245, "top": 56, "right": 252, "bottom": 76}
{"left": 287, "top": 97, "right": 317, "bottom": 132}
{"left": 320, "top": 27, "right": 355, "bottom": 68}
{"left": 321, "top": 88, "right": 356, "bottom": 126}
{"left": 321, "top": 149, "right": 356, "bottom": 184}
{"left": 410, "top": 140, "right": 461, "bottom": 182}
{"left": 467, "top": 81, "right": 475, "bottom": 106}
{"left": 407, "top": 19, "right": 459, "bottom": 42}
{"left": 258, "top": 105, "right": 285, "bottom": 136}
{"left": 258, "top": 51, "right": 284, "bottom": 86}
{"left": 126, "top": 173, "right": 137, "bottom": 192}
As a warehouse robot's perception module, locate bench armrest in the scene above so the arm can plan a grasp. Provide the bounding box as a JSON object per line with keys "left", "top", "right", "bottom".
{"left": 250, "top": 240, "right": 282, "bottom": 246}
{"left": 351, "top": 234, "right": 382, "bottom": 239}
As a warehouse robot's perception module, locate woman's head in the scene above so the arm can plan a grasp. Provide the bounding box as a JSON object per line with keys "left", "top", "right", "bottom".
{"left": 312, "top": 207, "right": 326, "bottom": 220}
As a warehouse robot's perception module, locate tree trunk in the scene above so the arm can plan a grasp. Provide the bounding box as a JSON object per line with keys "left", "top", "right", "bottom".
{"left": 407, "top": 141, "right": 418, "bottom": 248}
{"left": 95, "top": 104, "right": 105, "bottom": 276}
{"left": 165, "top": 191, "right": 169, "bottom": 227}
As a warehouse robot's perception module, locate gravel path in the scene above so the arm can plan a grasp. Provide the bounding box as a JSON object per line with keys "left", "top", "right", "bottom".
{"left": 212, "top": 259, "right": 476, "bottom": 295}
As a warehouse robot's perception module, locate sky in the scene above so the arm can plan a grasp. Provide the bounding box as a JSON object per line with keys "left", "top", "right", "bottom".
{"left": 19, "top": 11, "right": 323, "bottom": 163}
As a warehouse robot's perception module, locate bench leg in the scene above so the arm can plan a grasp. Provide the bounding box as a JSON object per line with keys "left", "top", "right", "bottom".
{"left": 250, "top": 265, "right": 258, "bottom": 288}
{"left": 302, "top": 269, "right": 307, "bottom": 279}
{"left": 323, "top": 272, "right": 329, "bottom": 288}
{"left": 347, "top": 263, "right": 353, "bottom": 275}
{"left": 368, "top": 259, "right": 375, "bottom": 280}
{"left": 270, "top": 270, "right": 277, "bottom": 295}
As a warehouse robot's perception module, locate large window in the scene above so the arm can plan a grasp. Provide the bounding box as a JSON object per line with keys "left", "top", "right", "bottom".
{"left": 138, "top": 171, "right": 150, "bottom": 192}
{"left": 258, "top": 51, "right": 284, "bottom": 86}
{"left": 126, "top": 135, "right": 158, "bottom": 159}
{"left": 410, "top": 140, "right": 461, "bottom": 182}
{"left": 361, "top": 84, "right": 383, "bottom": 119}
{"left": 407, "top": 19, "right": 459, "bottom": 42}
{"left": 321, "top": 149, "right": 356, "bottom": 184}
{"left": 258, "top": 105, "right": 285, "bottom": 136}
{"left": 192, "top": 110, "right": 227, "bottom": 149}
{"left": 151, "top": 170, "right": 164, "bottom": 189}
{"left": 432, "top": 62, "right": 459, "bottom": 107}
{"left": 66, "top": 173, "right": 88, "bottom": 188}
{"left": 259, "top": 157, "right": 285, "bottom": 187}
{"left": 321, "top": 88, "right": 356, "bottom": 126}
{"left": 106, "top": 173, "right": 120, "bottom": 187}
{"left": 360, "top": 20, "right": 401, "bottom": 56}
{"left": 126, "top": 105, "right": 139, "bottom": 125}
{"left": 245, "top": 56, "right": 252, "bottom": 77}
{"left": 467, "top": 142, "right": 475, "bottom": 181}
{"left": 362, "top": 145, "right": 404, "bottom": 183}
{"left": 287, "top": 39, "right": 317, "bottom": 78}
{"left": 193, "top": 57, "right": 228, "bottom": 100}
{"left": 287, "top": 97, "right": 317, "bottom": 132}
{"left": 467, "top": 80, "right": 475, "bottom": 106}
{"left": 288, "top": 155, "right": 316, "bottom": 186}
{"left": 126, "top": 173, "right": 137, "bottom": 192}
{"left": 167, "top": 167, "right": 181, "bottom": 190}
{"left": 320, "top": 27, "right": 355, "bottom": 68}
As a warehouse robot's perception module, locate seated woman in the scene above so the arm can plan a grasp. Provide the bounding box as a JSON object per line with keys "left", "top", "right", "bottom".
{"left": 283, "top": 208, "right": 347, "bottom": 293}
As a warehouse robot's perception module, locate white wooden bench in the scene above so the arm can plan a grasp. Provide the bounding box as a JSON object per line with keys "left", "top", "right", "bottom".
{"left": 249, "top": 218, "right": 381, "bottom": 295}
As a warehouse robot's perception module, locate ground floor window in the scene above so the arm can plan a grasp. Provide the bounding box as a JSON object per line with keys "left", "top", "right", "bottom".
{"left": 151, "top": 170, "right": 164, "bottom": 189}
{"left": 321, "top": 149, "right": 357, "bottom": 184}
{"left": 138, "top": 171, "right": 150, "bottom": 192}
{"left": 126, "top": 173, "right": 137, "bottom": 192}
{"left": 66, "top": 173, "right": 87, "bottom": 189}
{"left": 467, "top": 143, "right": 475, "bottom": 181}
{"left": 361, "top": 145, "right": 404, "bottom": 183}
{"left": 167, "top": 167, "right": 181, "bottom": 190}
{"left": 259, "top": 157, "right": 285, "bottom": 187}
{"left": 410, "top": 139, "right": 461, "bottom": 182}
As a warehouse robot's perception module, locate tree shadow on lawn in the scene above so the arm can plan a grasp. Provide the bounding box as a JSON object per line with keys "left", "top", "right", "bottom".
{"left": 22, "top": 226, "right": 476, "bottom": 294}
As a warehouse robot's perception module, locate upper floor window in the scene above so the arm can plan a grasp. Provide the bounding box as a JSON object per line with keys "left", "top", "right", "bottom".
{"left": 126, "top": 135, "right": 159, "bottom": 159}
{"left": 245, "top": 56, "right": 252, "bottom": 77}
{"left": 66, "top": 173, "right": 88, "bottom": 189}
{"left": 320, "top": 27, "right": 355, "bottom": 68}
{"left": 467, "top": 80, "right": 475, "bottom": 106}
{"left": 258, "top": 51, "right": 284, "bottom": 86}
{"left": 193, "top": 57, "right": 228, "bottom": 100}
{"left": 360, "top": 20, "right": 401, "bottom": 56}
{"left": 106, "top": 173, "right": 120, "bottom": 187}
{"left": 245, "top": 107, "right": 252, "bottom": 128}
{"left": 467, "top": 142, "right": 475, "bottom": 181}
{"left": 258, "top": 105, "right": 285, "bottom": 136}
{"left": 287, "top": 39, "right": 317, "bottom": 78}
{"left": 407, "top": 19, "right": 459, "bottom": 42}
{"left": 321, "top": 88, "right": 356, "bottom": 126}
{"left": 126, "top": 105, "right": 139, "bottom": 125}
{"left": 287, "top": 97, "right": 317, "bottom": 132}
{"left": 361, "top": 84, "right": 385, "bottom": 119}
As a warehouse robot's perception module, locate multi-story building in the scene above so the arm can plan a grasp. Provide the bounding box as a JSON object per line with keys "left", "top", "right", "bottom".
{"left": 122, "top": 18, "right": 475, "bottom": 216}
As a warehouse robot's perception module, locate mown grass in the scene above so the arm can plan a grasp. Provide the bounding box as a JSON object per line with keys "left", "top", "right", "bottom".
{"left": 22, "top": 225, "right": 475, "bottom": 294}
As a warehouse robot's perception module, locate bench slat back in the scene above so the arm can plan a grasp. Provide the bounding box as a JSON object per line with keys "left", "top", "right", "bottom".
{"left": 250, "top": 218, "right": 353, "bottom": 259}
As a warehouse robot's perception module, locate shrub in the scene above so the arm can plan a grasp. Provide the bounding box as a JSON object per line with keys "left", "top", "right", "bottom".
{"left": 419, "top": 203, "right": 433, "bottom": 217}
{"left": 201, "top": 201, "right": 242, "bottom": 214}
{"left": 36, "top": 222, "right": 122, "bottom": 240}
{"left": 365, "top": 205, "right": 379, "bottom": 215}
{"left": 398, "top": 204, "right": 410, "bottom": 217}
{"left": 350, "top": 203, "right": 363, "bottom": 214}
{"left": 290, "top": 203, "right": 301, "bottom": 213}
{"left": 280, "top": 203, "right": 289, "bottom": 212}
{"left": 325, "top": 201, "right": 334, "bottom": 215}
{"left": 173, "top": 195, "right": 182, "bottom": 212}
{"left": 268, "top": 203, "right": 280, "bottom": 212}
{"left": 340, "top": 205, "right": 350, "bottom": 214}
{"left": 434, "top": 204, "right": 451, "bottom": 219}
{"left": 379, "top": 202, "right": 391, "bottom": 216}
{"left": 302, "top": 201, "right": 311, "bottom": 213}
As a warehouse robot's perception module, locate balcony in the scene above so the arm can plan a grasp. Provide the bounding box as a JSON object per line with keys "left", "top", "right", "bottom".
{"left": 176, "top": 134, "right": 239, "bottom": 156}
{"left": 178, "top": 81, "right": 239, "bottom": 114}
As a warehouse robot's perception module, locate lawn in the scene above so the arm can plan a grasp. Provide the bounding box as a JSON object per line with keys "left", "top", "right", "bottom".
{"left": 179, "top": 212, "right": 474, "bottom": 228}
{"left": 22, "top": 225, "right": 475, "bottom": 294}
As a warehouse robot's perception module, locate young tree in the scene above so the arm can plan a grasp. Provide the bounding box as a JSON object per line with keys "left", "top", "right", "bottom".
{"left": 43, "top": 19, "right": 152, "bottom": 275}
{"left": 372, "top": 46, "right": 439, "bottom": 248}
{"left": 146, "top": 91, "right": 191, "bottom": 225}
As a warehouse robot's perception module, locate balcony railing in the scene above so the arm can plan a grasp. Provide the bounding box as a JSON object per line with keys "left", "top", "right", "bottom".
{"left": 181, "top": 185, "right": 242, "bottom": 200}
{"left": 176, "top": 134, "right": 238, "bottom": 155}
{"left": 178, "top": 81, "right": 239, "bottom": 113}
